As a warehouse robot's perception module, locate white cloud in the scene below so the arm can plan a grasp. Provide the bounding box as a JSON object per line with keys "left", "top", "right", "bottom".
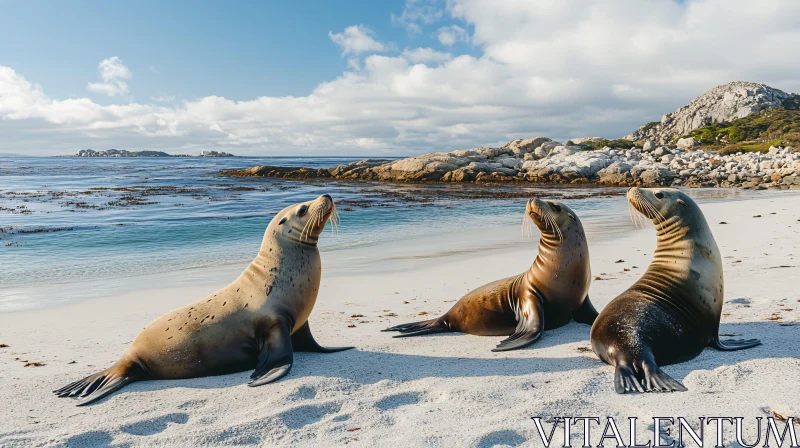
{"left": 150, "top": 95, "right": 175, "bottom": 102}
{"left": 346, "top": 57, "right": 361, "bottom": 71}
{"left": 329, "top": 25, "right": 387, "bottom": 56}
{"left": 87, "top": 57, "right": 132, "bottom": 97}
{"left": 401, "top": 47, "right": 453, "bottom": 64}
{"left": 3, "top": 0, "right": 800, "bottom": 156}
{"left": 391, "top": 0, "right": 445, "bottom": 35}
{"left": 149, "top": 65, "right": 159, "bottom": 74}
{"left": 436, "top": 25, "right": 469, "bottom": 46}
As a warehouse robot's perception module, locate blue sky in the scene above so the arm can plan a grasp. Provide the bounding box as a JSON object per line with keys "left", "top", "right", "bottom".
{"left": 1, "top": 0, "right": 799, "bottom": 156}
{"left": 0, "top": 1, "right": 472, "bottom": 102}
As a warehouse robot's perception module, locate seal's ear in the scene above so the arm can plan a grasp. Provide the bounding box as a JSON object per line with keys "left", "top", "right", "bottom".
{"left": 677, "top": 199, "right": 687, "bottom": 207}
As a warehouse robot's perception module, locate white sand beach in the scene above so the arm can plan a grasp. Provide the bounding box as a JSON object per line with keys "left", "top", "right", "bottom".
{"left": 1, "top": 193, "right": 799, "bottom": 447}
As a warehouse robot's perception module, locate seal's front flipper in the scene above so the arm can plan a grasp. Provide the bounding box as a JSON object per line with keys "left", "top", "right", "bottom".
{"left": 492, "top": 294, "right": 543, "bottom": 352}
{"left": 54, "top": 360, "right": 139, "bottom": 406}
{"left": 614, "top": 363, "right": 644, "bottom": 394}
{"left": 291, "top": 321, "right": 354, "bottom": 353}
{"left": 709, "top": 336, "right": 761, "bottom": 351}
{"left": 573, "top": 295, "right": 599, "bottom": 325}
{"left": 383, "top": 317, "right": 450, "bottom": 338}
{"left": 249, "top": 320, "right": 293, "bottom": 387}
{"left": 641, "top": 358, "right": 687, "bottom": 392}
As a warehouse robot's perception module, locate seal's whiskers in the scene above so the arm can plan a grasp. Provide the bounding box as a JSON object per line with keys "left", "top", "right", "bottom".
{"left": 637, "top": 198, "right": 650, "bottom": 228}
{"left": 628, "top": 200, "right": 639, "bottom": 229}
{"left": 300, "top": 207, "right": 315, "bottom": 242}
{"left": 627, "top": 192, "right": 643, "bottom": 229}
{"left": 329, "top": 202, "right": 340, "bottom": 234}
{"left": 637, "top": 197, "right": 663, "bottom": 229}
{"left": 643, "top": 200, "right": 665, "bottom": 229}
{"left": 302, "top": 203, "right": 328, "bottom": 242}
{"left": 633, "top": 197, "right": 649, "bottom": 228}
{"left": 314, "top": 206, "right": 324, "bottom": 235}
{"left": 300, "top": 210, "right": 312, "bottom": 242}
{"left": 521, "top": 213, "right": 534, "bottom": 238}
{"left": 633, "top": 197, "right": 643, "bottom": 225}
{"left": 544, "top": 210, "right": 562, "bottom": 241}
{"left": 553, "top": 215, "right": 561, "bottom": 241}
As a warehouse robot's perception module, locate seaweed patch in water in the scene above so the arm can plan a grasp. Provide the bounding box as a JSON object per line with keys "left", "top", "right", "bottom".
{"left": 16, "top": 227, "right": 74, "bottom": 234}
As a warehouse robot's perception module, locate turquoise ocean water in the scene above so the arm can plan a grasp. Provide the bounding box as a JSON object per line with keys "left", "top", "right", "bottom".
{"left": 0, "top": 156, "right": 765, "bottom": 311}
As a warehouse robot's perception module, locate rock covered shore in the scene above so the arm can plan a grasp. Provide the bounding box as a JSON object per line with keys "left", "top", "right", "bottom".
{"left": 222, "top": 137, "right": 800, "bottom": 189}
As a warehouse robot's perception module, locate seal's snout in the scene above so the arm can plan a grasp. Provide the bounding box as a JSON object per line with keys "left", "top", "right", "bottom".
{"left": 627, "top": 187, "right": 649, "bottom": 217}
{"left": 627, "top": 187, "right": 641, "bottom": 203}
{"left": 627, "top": 188, "right": 648, "bottom": 214}
{"left": 627, "top": 187, "right": 661, "bottom": 221}
{"left": 319, "top": 194, "right": 335, "bottom": 215}
{"left": 527, "top": 198, "right": 543, "bottom": 221}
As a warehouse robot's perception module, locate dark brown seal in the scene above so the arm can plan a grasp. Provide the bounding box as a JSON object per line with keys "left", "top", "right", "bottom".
{"left": 590, "top": 188, "right": 761, "bottom": 393}
{"left": 55, "top": 195, "right": 352, "bottom": 406}
{"left": 384, "top": 198, "right": 597, "bottom": 351}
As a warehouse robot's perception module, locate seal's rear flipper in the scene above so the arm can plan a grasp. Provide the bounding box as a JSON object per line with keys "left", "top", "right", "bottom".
{"left": 492, "top": 294, "right": 543, "bottom": 352}
{"left": 291, "top": 322, "right": 354, "bottom": 353}
{"left": 54, "top": 361, "right": 138, "bottom": 406}
{"left": 709, "top": 336, "right": 761, "bottom": 351}
{"left": 573, "top": 295, "right": 599, "bottom": 325}
{"left": 249, "top": 320, "right": 293, "bottom": 387}
{"left": 383, "top": 318, "right": 450, "bottom": 338}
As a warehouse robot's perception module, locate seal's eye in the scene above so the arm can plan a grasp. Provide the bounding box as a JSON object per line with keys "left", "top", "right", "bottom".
{"left": 297, "top": 206, "right": 308, "bottom": 217}
{"left": 552, "top": 204, "right": 562, "bottom": 212}
{"left": 654, "top": 192, "right": 664, "bottom": 199}
{"left": 569, "top": 214, "right": 576, "bottom": 221}
{"left": 278, "top": 217, "right": 287, "bottom": 225}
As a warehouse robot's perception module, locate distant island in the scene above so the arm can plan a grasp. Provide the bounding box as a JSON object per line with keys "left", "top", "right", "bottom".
{"left": 73, "top": 149, "right": 235, "bottom": 158}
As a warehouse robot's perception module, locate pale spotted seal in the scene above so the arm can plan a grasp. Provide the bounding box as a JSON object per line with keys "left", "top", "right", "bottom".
{"left": 55, "top": 194, "right": 352, "bottom": 405}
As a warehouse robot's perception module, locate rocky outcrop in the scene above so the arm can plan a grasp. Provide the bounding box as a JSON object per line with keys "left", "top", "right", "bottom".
{"left": 624, "top": 82, "right": 799, "bottom": 144}
{"left": 225, "top": 165, "right": 332, "bottom": 179}
{"left": 222, "top": 139, "right": 800, "bottom": 190}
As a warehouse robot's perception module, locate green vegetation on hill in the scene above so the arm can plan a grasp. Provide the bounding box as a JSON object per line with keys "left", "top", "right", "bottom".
{"left": 782, "top": 93, "right": 800, "bottom": 110}
{"left": 640, "top": 121, "right": 660, "bottom": 133}
{"left": 578, "top": 139, "right": 636, "bottom": 150}
{"left": 687, "top": 108, "right": 800, "bottom": 153}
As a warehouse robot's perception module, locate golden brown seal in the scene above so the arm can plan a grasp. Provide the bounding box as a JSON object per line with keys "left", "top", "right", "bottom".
{"left": 55, "top": 194, "right": 352, "bottom": 405}
{"left": 384, "top": 198, "right": 597, "bottom": 351}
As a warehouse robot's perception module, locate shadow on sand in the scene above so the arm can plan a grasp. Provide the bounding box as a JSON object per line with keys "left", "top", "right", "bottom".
{"left": 76, "top": 320, "right": 795, "bottom": 405}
